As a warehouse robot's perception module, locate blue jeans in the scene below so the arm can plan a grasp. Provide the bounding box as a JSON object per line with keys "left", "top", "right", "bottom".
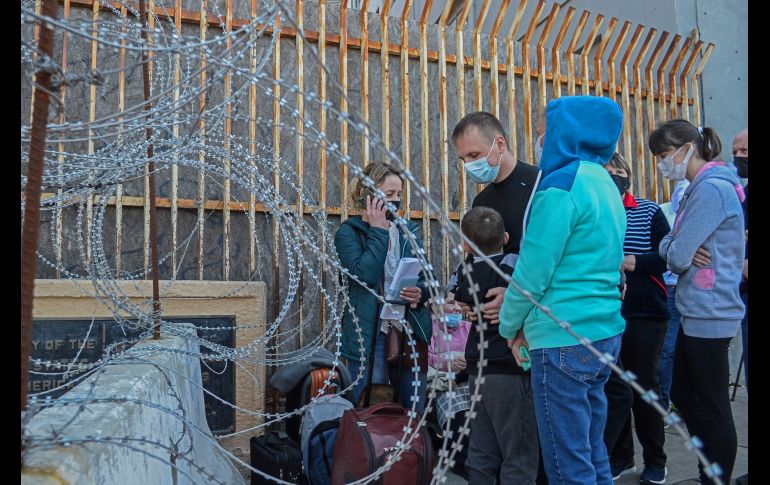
{"left": 530, "top": 334, "right": 622, "bottom": 485}
{"left": 658, "top": 285, "right": 681, "bottom": 409}
{"left": 347, "top": 329, "right": 389, "bottom": 403}
{"left": 740, "top": 291, "right": 748, "bottom": 393}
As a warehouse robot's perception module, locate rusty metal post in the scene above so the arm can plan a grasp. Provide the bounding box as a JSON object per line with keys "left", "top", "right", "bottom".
{"left": 521, "top": 0, "right": 544, "bottom": 165}
{"left": 644, "top": 31, "right": 669, "bottom": 203}
{"left": 489, "top": 0, "right": 510, "bottom": 118}
{"left": 656, "top": 34, "right": 681, "bottom": 202}
{"left": 360, "top": 0, "right": 371, "bottom": 166}
{"left": 592, "top": 17, "right": 617, "bottom": 98}
{"left": 565, "top": 10, "right": 589, "bottom": 97}
{"left": 21, "top": 0, "right": 58, "bottom": 412}
{"left": 505, "top": 0, "right": 528, "bottom": 162}
{"left": 536, "top": 2, "right": 560, "bottom": 111}
{"left": 607, "top": 21, "right": 631, "bottom": 102}
{"left": 419, "top": 0, "right": 433, "bottom": 260}
{"left": 679, "top": 41, "right": 704, "bottom": 122}
{"left": 400, "top": 0, "right": 413, "bottom": 220}
{"left": 632, "top": 27, "right": 656, "bottom": 198}
{"left": 619, "top": 24, "right": 642, "bottom": 166}
{"left": 456, "top": 0, "right": 475, "bottom": 214}
{"left": 380, "top": 0, "right": 392, "bottom": 150}
{"left": 691, "top": 44, "right": 715, "bottom": 127}
{"left": 197, "top": 0, "right": 207, "bottom": 280}
{"left": 581, "top": 14, "right": 604, "bottom": 96}
{"left": 339, "top": 0, "right": 349, "bottom": 221}
{"left": 138, "top": 0, "right": 162, "bottom": 339}
{"left": 438, "top": 0, "right": 452, "bottom": 280}
{"left": 551, "top": 6, "right": 576, "bottom": 99}
{"left": 472, "top": 0, "right": 493, "bottom": 112}
{"left": 669, "top": 37, "right": 693, "bottom": 120}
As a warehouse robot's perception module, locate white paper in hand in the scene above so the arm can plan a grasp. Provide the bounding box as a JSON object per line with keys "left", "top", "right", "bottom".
{"left": 379, "top": 257, "right": 422, "bottom": 320}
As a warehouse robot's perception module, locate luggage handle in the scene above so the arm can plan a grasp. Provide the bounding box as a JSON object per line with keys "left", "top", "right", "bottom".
{"left": 362, "top": 402, "right": 406, "bottom": 415}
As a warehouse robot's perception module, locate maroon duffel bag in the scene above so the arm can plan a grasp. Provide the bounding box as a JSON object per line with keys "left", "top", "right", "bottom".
{"left": 330, "top": 401, "right": 434, "bottom": 485}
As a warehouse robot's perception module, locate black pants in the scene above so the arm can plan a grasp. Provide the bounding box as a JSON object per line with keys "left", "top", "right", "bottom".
{"left": 604, "top": 356, "right": 634, "bottom": 454}
{"left": 606, "top": 318, "right": 668, "bottom": 468}
{"left": 671, "top": 328, "right": 737, "bottom": 485}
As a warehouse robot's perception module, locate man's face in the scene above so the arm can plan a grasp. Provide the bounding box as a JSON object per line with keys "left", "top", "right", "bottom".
{"left": 454, "top": 127, "right": 503, "bottom": 166}
{"left": 732, "top": 131, "right": 748, "bottom": 158}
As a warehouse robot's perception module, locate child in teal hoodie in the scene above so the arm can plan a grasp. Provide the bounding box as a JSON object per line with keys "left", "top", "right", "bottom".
{"left": 498, "top": 96, "right": 627, "bottom": 484}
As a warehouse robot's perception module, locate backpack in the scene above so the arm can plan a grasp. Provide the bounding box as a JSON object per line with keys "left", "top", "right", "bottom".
{"left": 285, "top": 367, "right": 345, "bottom": 442}
{"left": 300, "top": 394, "right": 354, "bottom": 485}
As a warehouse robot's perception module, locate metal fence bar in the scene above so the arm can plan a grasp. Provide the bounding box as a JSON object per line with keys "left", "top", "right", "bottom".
{"left": 472, "top": 0, "right": 493, "bottom": 112}
{"left": 505, "top": 0, "right": 528, "bottom": 164}
{"left": 592, "top": 16, "right": 617, "bottom": 98}
{"left": 438, "top": 0, "right": 453, "bottom": 280}
{"left": 644, "top": 31, "right": 668, "bottom": 203}
{"left": 521, "top": 0, "right": 544, "bottom": 165}
{"left": 632, "top": 27, "right": 656, "bottom": 198}
{"left": 656, "top": 34, "right": 681, "bottom": 202}
{"left": 536, "top": 2, "right": 560, "bottom": 112}
{"left": 295, "top": 0, "right": 305, "bottom": 348}
{"left": 318, "top": 0, "right": 327, "bottom": 331}
{"left": 565, "top": 10, "right": 589, "bottom": 97}
{"left": 249, "top": 0, "right": 258, "bottom": 277}
{"left": 400, "top": 0, "right": 413, "bottom": 220}
{"left": 551, "top": 6, "right": 575, "bottom": 100}
{"left": 86, "top": 0, "right": 99, "bottom": 267}
{"left": 691, "top": 44, "right": 715, "bottom": 128}
{"left": 619, "top": 24, "right": 643, "bottom": 167}
{"left": 197, "top": 0, "right": 207, "bottom": 280}
{"left": 669, "top": 36, "right": 693, "bottom": 120}
{"left": 456, "top": 0, "right": 475, "bottom": 217}
{"left": 607, "top": 20, "right": 631, "bottom": 102}
{"left": 143, "top": 0, "right": 155, "bottom": 278}
{"left": 360, "top": 0, "right": 371, "bottom": 166}
{"left": 489, "top": 0, "right": 510, "bottom": 118}
{"left": 171, "top": 0, "right": 181, "bottom": 279}
{"left": 419, "top": 0, "right": 433, "bottom": 261}
{"left": 679, "top": 40, "right": 704, "bottom": 123}
{"left": 271, "top": 13, "right": 282, "bottom": 408}
{"left": 223, "top": 0, "right": 233, "bottom": 280}
{"left": 380, "top": 0, "right": 392, "bottom": 151}
{"left": 56, "top": 0, "right": 72, "bottom": 278}
{"left": 339, "top": 0, "right": 350, "bottom": 221}
{"left": 581, "top": 13, "right": 604, "bottom": 96}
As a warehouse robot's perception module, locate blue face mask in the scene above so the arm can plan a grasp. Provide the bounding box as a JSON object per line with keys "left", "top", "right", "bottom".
{"left": 444, "top": 313, "right": 462, "bottom": 328}
{"left": 463, "top": 141, "right": 500, "bottom": 184}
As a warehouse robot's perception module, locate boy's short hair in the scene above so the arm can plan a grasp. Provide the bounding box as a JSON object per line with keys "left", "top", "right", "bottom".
{"left": 461, "top": 206, "right": 506, "bottom": 255}
{"left": 451, "top": 111, "right": 510, "bottom": 148}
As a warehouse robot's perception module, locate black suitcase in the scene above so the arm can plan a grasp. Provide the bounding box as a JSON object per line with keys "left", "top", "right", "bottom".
{"left": 250, "top": 431, "right": 306, "bottom": 485}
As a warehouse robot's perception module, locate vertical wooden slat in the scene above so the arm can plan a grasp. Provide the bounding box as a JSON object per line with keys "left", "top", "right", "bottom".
{"left": 249, "top": 0, "right": 257, "bottom": 276}
{"left": 339, "top": 0, "right": 350, "bottom": 221}
{"left": 691, "top": 43, "right": 715, "bottom": 128}
{"left": 607, "top": 21, "right": 631, "bottom": 102}
{"left": 668, "top": 37, "right": 693, "bottom": 120}
{"left": 360, "top": 0, "right": 371, "bottom": 166}
{"left": 619, "top": 24, "right": 642, "bottom": 167}
{"left": 86, "top": 0, "right": 99, "bottom": 267}
{"left": 581, "top": 13, "right": 604, "bottom": 96}
{"left": 295, "top": 0, "right": 305, "bottom": 348}
{"left": 656, "top": 34, "right": 681, "bottom": 202}
{"left": 223, "top": 0, "right": 233, "bottom": 280}
{"left": 489, "top": 0, "right": 510, "bottom": 118}
{"left": 400, "top": 0, "right": 412, "bottom": 220}
{"left": 456, "top": 0, "right": 475, "bottom": 216}
{"left": 438, "top": 0, "right": 453, "bottom": 280}
{"left": 536, "top": 3, "right": 560, "bottom": 111}
{"left": 171, "top": 0, "right": 181, "bottom": 279}
{"left": 143, "top": 0, "right": 155, "bottom": 277}
{"left": 318, "top": 0, "right": 327, "bottom": 331}
{"left": 505, "top": 0, "right": 528, "bottom": 163}
{"left": 114, "top": 0, "right": 124, "bottom": 277}
{"left": 592, "top": 17, "right": 617, "bottom": 98}
{"left": 56, "top": 0, "right": 72, "bottom": 278}
{"left": 472, "top": 0, "right": 493, "bottom": 112}
{"left": 551, "top": 6, "right": 576, "bottom": 99}
{"left": 565, "top": 10, "right": 589, "bottom": 97}
{"left": 632, "top": 28, "right": 656, "bottom": 198}
{"left": 419, "top": 0, "right": 433, "bottom": 260}
{"left": 679, "top": 41, "right": 704, "bottom": 123}
{"left": 380, "top": 0, "right": 392, "bottom": 150}
{"left": 521, "top": 0, "right": 545, "bottom": 165}
{"left": 644, "top": 31, "right": 669, "bottom": 203}
{"left": 197, "top": 0, "right": 207, "bottom": 280}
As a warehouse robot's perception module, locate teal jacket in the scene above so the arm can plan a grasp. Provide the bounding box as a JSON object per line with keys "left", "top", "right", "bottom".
{"left": 334, "top": 216, "right": 432, "bottom": 363}
{"left": 498, "top": 96, "right": 627, "bottom": 350}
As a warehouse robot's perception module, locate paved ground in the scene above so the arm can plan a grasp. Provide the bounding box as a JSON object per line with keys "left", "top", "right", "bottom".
{"left": 442, "top": 387, "right": 748, "bottom": 484}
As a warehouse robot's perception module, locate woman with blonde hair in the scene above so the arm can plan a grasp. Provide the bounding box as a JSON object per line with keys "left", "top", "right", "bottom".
{"left": 334, "top": 161, "right": 432, "bottom": 413}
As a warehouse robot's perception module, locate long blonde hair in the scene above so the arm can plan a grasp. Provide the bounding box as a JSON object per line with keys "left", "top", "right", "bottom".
{"left": 346, "top": 162, "right": 402, "bottom": 211}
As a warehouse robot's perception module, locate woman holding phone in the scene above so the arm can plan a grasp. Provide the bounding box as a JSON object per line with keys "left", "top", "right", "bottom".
{"left": 334, "top": 161, "right": 432, "bottom": 413}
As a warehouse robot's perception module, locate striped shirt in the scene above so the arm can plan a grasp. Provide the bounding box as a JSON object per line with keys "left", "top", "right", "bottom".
{"left": 623, "top": 196, "right": 660, "bottom": 254}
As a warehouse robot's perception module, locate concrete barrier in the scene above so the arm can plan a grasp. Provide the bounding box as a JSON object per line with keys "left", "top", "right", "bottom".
{"left": 22, "top": 328, "right": 246, "bottom": 485}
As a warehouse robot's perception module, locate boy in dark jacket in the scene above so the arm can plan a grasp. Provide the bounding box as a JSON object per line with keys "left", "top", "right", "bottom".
{"left": 447, "top": 206, "right": 538, "bottom": 483}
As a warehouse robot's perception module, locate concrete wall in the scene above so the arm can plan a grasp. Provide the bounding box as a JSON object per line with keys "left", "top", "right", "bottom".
{"left": 22, "top": 329, "right": 246, "bottom": 485}
{"left": 30, "top": 279, "right": 267, "bottom": 477}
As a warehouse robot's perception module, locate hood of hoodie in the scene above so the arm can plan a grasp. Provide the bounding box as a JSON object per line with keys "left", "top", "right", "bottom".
{"left": 684, "top": 161, "right": 745, "bottom": 203}
{"left": 539, "top": 96, "right": 624, "bottom": 179}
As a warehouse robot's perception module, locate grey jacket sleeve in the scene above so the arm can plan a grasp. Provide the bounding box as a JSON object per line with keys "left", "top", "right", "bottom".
{"left": 658, "top": 182, "right": 726, "bottom": 275}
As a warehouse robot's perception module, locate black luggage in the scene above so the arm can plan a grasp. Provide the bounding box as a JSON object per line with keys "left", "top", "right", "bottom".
{"left": 250, "top": 430, "right": 306, "bottom": 485}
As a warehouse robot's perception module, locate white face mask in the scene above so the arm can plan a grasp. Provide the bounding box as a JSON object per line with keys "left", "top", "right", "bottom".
{"left": 534, "top": 134, "right": 544, "bottom": 164}
{"left": 657, "top": 144, "right": 694, "bottom": 181}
